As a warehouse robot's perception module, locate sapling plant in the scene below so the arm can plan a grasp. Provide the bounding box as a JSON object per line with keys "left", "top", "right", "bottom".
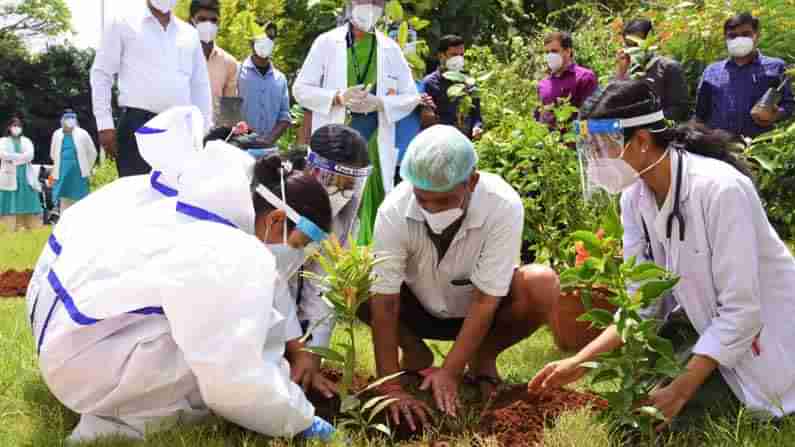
{"left": 559, "top": 203, "right": 683, "bottom": 445}
{"left": 623, "top": 35, "right": 660, "bottom": 80}
{"left": 302, "top": 235, "right": 403, "bottom": 437}
{"left": 443, "top": 70, "right": 492, "bottom": 131}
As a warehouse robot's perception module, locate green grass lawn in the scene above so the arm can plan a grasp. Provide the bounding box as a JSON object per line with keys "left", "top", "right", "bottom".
{"left": 2, "top": 228, "right": 794, "bottom": 446}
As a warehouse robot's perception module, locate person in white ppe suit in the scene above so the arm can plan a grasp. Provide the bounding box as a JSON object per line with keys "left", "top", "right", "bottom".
{"left": 288, "top": 124, "right": 371, "bottom": 394}
{"left": 530, "top": 80, "right": 795, "bottom": 431}
{"left": 293, "top": 0, "right": 427, "bottom": 245}
{"left": 27, "top": 140, "right": 337, "bottom": 442}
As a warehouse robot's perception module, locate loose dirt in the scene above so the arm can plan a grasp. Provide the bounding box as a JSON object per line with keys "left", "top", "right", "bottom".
{"left": 308, "top": 369, "right": 605, "bottom": 446}
{"left": 0, "top": 269, "right": 32, "bottom": 298}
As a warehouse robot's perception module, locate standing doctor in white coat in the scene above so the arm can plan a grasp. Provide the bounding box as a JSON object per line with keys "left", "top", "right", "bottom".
{"left": 27, "top": 140, "right": 336, "bottom": 443}
{"left": 531, "top": 80, "right": 795, "bottom": 429}
{"left": 293, "top": 0, "right": 426, "bottom": 245}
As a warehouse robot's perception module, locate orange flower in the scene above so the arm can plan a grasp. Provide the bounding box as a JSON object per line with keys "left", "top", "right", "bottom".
{"left": 575, "top": 242, "right": 590, "bottom": 267}
{"left": 596, "top": 228, "right": 606, "bottom": 240}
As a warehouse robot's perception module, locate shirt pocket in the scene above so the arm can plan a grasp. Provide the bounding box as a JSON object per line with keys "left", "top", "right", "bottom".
{"left": 444, "top": 280, "right": 475, "bottom": 317}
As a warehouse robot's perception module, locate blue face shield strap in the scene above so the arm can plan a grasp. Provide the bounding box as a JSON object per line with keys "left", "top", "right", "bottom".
{"left": 577, "top": 111, "right": 666, "bottom": 137}
{"left": 306, "top": 151, "right": 372, "bottom": 178}
{"left": 255, "top": 184, "right": 329, "bottom": 243}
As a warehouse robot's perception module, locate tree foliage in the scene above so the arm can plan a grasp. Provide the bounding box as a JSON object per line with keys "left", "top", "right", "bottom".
{"left": 0, "top": 0, "right": 71, "bottom": 39}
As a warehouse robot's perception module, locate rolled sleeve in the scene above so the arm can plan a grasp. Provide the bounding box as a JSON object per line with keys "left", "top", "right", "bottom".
{"left": 691, "top": 179, "right": 762, "bottom": 369}
{"left": 470, "top": 197, "right": 524, "bottom": 297}
{"left": 370, "top": 207, "right": 408, "bottom": 295}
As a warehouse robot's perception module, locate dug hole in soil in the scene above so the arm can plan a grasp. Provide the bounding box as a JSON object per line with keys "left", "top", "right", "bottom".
{"left": 0, "top": 269, "right": 32, "bottom": 298}
{"left": 308, "top": 368, "right": 606, "bottom": 446}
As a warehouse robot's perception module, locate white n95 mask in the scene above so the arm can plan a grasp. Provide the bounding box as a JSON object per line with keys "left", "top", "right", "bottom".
{"left": 254, "top": 37, "right": 274, "bottom": 58}
{"left": 9, "top": 126, "right": 22, "bottom": 137}
{"left": 150, "top": 0, "right": 177, "bottom": 13}
{"left": 196, "top": 22, "right": 218, "bottom": 43}
{"left": 446, "top": 56, "right": 465, "bottom": 72}
{"left": 329, "top": 194, "right": 353, "bottom": 217}
{"left": 727, "top": 37, "right": 754, "bottom": 58}
{"left": 421, "top": 207, "right": 463, "bottom": 234}
{"left": 546, "top": 52, "right": 563, "bottom": 73}
{"left": 351, "top": 4, "right": 383, "bottom": 32}
{"left": 587, "top": 159, "right": 639, "bottom": 194}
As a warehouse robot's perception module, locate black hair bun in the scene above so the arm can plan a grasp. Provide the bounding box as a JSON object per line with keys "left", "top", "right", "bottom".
{"left": 253, "top": 154, "right": 285, "bottom": 187}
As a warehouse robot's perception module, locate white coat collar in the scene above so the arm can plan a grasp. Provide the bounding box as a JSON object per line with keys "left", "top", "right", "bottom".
{"left": 634, "top": 148, "right": 691, "bottom": 242}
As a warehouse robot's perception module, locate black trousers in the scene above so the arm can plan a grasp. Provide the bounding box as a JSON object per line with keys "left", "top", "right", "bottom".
{"left": 116, "top": 107, "right": 157, "bottom": 177}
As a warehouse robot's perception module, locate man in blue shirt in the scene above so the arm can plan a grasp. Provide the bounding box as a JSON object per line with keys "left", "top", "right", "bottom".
{"left": 238, "top": 23, "right": 291, "bottom": 148}
{"left": 695, "top": 12, "right": 794, "bottom": 139}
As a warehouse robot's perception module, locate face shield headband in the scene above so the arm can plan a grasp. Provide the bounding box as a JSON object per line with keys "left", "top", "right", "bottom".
{"left": 254, "top": 164, "right": 329, "bottom": 243}
{"left": 575, "top": 110, "right": 666, "bottom": 198}
{"left": 307, "top": 151, "right": 371, "bottom": 199}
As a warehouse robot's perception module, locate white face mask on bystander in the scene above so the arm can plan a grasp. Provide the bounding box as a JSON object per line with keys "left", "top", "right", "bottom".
{"left": 150, "top": 0, "right": 177, "bottom": 13}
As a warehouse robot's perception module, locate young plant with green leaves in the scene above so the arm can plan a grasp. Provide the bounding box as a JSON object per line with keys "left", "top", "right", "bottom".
{"left": 624, "top": 34, "right": 660, "bottom": 80}
{"left": 302, "top": 235, "right": 403, "bottom": 437}
{"left": 443, "top": 70, "right": 492, "bottom": 131}
{"left": 382, "top": 0, "right": 432, "bottom": 79}
{"left": 559, "top": 208, "right": 683, "bottom": 445}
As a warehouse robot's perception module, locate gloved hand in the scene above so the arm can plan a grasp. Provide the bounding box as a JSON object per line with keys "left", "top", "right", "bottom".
{"left": 301, "top": 416, "right": 335, "bottom": 442}
{"left": 339, "top": 86, "right": 368, "bottom": 107}
{"left": 348, "top": 93, "right": 383, "bottom": 114}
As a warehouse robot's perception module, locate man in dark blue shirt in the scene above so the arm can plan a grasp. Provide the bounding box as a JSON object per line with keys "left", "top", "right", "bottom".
{"left": 423, "top": 35, "right": 484, "bottom": 140}
{"left": 695, "top": 12, "right": 794, "bottom": 139}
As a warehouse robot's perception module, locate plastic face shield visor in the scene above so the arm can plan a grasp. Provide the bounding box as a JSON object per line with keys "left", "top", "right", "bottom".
{"left": 307, "top": 151, "right": 371, "bottom": 201}
{"left": 255, "top": 167, "right": 329, "bottom": 243}
{"left": 575, "top": 110, "right": 665, "bottom": 198}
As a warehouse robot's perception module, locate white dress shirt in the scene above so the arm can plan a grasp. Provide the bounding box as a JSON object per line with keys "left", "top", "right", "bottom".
{"left": 90, "top": 5, "right": 212, "bottom": 131}
{"left": 371, "top": 173, "right": 524, "bottom": 319}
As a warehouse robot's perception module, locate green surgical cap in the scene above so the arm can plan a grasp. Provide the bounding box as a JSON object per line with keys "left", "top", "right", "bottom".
{"left": 400, "top": 125, "right": 478, "bottom": 192}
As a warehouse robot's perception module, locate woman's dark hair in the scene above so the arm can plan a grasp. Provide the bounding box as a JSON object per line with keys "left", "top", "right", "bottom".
{"left": 310, "top": 124, "right": 369, "bottom": 168}
{"left": 581, "top": 80, "right": 752, "bottom": 178}
{"left": 252, "top": 154, "right": 332, "bottom": 234}
{"left": 623, "top": 19, "right": 653, "bottom": 39}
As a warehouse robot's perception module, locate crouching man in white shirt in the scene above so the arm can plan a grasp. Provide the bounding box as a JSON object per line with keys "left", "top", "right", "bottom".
{"left": 358, "top": 125, "right": 560, "bottom": 432}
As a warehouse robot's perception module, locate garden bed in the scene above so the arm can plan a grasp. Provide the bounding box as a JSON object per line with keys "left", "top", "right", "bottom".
{"left": 309, "top": 368, "right": 605, "bottom": 446}
{"left": 0, "top": 269, "right": 32, "bottom": 298}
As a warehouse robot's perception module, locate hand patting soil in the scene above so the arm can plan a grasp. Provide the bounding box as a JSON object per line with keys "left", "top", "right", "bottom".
{"left": 308, "top": 369, "right": 605, "bottom": 446}
{"left": 0, "top": 269, "right": 32, "bottom": 298}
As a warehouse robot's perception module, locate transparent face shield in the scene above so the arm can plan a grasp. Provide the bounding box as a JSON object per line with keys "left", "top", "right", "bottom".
{"left": 255, "top": 163, "right": 330, "bottom": 244}
{"left": 575, "top": 110, "right": 665, "bottom": 199}
{"left": 306, "top": 151, "right": 371, "bottom": 216}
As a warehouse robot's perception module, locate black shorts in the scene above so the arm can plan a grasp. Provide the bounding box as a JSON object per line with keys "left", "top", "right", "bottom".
{"left": 358, "top": 284, "right": 509, "bottom": 341}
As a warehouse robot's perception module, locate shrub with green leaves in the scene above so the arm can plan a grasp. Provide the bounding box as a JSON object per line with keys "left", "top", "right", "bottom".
{"left": 560, "top": 225, "right": 682, "bottom": 444}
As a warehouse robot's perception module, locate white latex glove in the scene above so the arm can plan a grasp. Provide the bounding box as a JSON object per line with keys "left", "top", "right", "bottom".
{"left": 348, "top": 94, "right": 382, "bottom": 114}
{"left": 340, "top": 86, "right": 368, "bottom": 107}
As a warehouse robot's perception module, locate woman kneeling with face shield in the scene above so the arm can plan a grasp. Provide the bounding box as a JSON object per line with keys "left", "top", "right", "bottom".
{"left": 27, "top": 141, "right": 338, "bottom": 443}
{"left": 288, "top": 124, "right": 371, "bottom": 393}
{"left": 531, "top": 80, "right": 795, "bottom": 432}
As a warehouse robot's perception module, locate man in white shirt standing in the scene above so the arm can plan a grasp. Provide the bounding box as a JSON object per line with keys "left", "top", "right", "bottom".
{"left": 360, "top": 125, "right": 561, "bottom": 432}
{"left": 91, "top": 0, "right": 212, "bottom": 177}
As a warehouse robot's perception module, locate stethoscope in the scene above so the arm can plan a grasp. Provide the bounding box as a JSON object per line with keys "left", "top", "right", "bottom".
{"left": 641, "top": 149, "right": 686, "bottom": 261}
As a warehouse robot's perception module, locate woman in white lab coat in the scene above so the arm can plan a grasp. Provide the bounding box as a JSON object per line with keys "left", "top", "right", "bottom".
{"left": 530, "top": 80, "right": 795, "bottom": 429}
{"left": 0, "top": 116, "right": 43, "bottom": 231}
{"left": 27, "top": 142, "right": 335, "bottom": 443}
{"left": 293, "top": 0, "right": 422, "bottom": 245}
{"left": 49, "top": 109, "right": 97, "bottom": 213}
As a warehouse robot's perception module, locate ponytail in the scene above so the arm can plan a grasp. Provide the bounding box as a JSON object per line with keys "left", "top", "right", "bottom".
{"left": 646, "top": 122, "right": 753, "bottom": 179}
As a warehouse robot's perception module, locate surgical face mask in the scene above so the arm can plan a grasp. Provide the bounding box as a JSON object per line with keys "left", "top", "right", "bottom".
{"left": 727, "top": 36, "right": 754, "bottom": 58}
{"left": 196, "top": 21, "right": 218, "bottom": 43}
{"left": 420, "top": 193, "right": 467, "bottom": 234}
{"left": 351, "top": 4, "right": 383, "bottom": 32}
{"left": 254, "top": 37, "right": 274, "bottom": 58}
{"left": 9, "top": 126, "right": 22, "bottom": 137}
{"left": 329, "top": 194, "right": 353, "bottom": 217}
{"left": 268, "top": 242, "right": 308, "bottom": 280}
{"left": 589, "top": 142, "right": 668, "bottom": 194}
{"left": 446, "top": 55, "right": 465, "bottom": 72}
{"left": 150, "top": 0, "right": 177, "bottom": 13}
{"left": 546, "top": 52, "right": 563, "bottom": 73}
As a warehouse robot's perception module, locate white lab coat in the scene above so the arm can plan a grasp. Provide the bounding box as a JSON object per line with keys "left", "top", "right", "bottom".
{"left": 27, "top": 142, "right": 312, "bottom": 442}
{"left": 293, "top": 25, "right": 419, "bottom": 194}
{"left": 622, "top": 150, "right": 795, "bottom": 417}
{"left": 50, "top": 127, "right": 98, "bottom": 180}
{"left": 0, "top": 136, "right": 38, "bottom": 192}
